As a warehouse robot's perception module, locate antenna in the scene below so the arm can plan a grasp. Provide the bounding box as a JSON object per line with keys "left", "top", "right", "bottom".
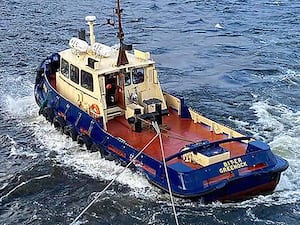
{"left": 116, "top": 0, "right": 132, "bottom": 66}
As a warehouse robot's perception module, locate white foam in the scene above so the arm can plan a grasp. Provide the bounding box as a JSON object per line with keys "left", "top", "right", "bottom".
{"left": 9, "top": 144, "right": 39, "bottom": 159}
{"left": 0, "top": 174, "right": 51, "bottom": 203}
{"left": 4, "top": 93, "right": 38, "bottom": 119}
{"left": 250, "top": 101, "right": 286, "bottom": 135}
{"left": 248, "top": 100, "right": 300, "bottom": 204}
{"left": 250, "top": 101, "right": 300, "bottom": 142}
{"left": 2, "top": 91, "right": 159, "bottom": 199}
{"left": 228, "top": 116, "right": 250, "bottom": 128}
{"left": 270, "top": 135, "right": 300, "bottom": 158}
{"left": 279, "top": 69, "right": 300, "bottom": 85}
{"left": 215, "top": 23, "right": 223, "bottom": 29}
{"left": 32, "top": 117, "right": 159, "bottom": 200}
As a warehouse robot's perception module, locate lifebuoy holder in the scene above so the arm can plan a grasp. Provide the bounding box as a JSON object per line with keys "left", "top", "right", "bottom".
{"left": 89, "top": 104, "right": 101, "bottom": 119}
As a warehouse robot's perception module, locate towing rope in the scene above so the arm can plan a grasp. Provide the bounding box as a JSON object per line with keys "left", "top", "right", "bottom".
{"left": 162, "top": 133, "right": 195, "bottom": 143}
{"left": 152, "top": 121, "right": 180, "bottom": 225}
{"left": 70, "top": 133, "right": 159, "bottom": 225}
{"left": 138, "top": 116, "right": 195, "bottom": 143}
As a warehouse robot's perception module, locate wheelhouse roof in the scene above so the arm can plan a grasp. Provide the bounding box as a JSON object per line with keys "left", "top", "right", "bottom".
{"left": 59, "top": 46, "right": 155, "bottom": 76}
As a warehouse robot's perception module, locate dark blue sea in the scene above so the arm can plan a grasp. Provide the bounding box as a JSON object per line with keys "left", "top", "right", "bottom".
{"left": 0, "top": 0, "right": 299, "bottom": 224}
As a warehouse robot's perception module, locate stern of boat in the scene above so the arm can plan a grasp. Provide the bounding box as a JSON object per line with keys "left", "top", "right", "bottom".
{"left": 150, "top": 138, "right": 289, "bottom": 202}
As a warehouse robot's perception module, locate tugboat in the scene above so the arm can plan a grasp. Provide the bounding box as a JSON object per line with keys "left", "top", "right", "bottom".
{"left": 34, "top": 1, "right": 288, "bottom": 202}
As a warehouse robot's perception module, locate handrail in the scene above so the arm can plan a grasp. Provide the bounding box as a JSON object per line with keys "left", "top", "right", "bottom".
{"left": 165, "top": 136, "right": 252, "bottom": 162}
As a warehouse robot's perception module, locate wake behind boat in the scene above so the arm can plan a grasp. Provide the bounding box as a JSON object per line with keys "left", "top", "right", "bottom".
{"left": 34, "top": 0, "right": 288, "bottom": 203}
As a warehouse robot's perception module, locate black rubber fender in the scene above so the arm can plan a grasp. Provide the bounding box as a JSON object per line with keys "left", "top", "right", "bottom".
{"left": 53, "top": 116, "right": 66, "bottom": 131}
{"left": 35, "top": 59, "right": 45, "bottom": 85}
{"left": 63, "top": 125, "right": 78, "bottom": 141}
{"left": 77, "top": 134, "right": 93, "bottom": 150}
{"left": 99, "top": 146, "right": 114, "bottom": 161}
{"left": 77, "top": 134, "right": 85, "bottom": 147}
{"left": 42, "top": 107, "right": 55, "bottom": 123}
{"left": 90, "top": 144, "right": 100, "bottom": 153}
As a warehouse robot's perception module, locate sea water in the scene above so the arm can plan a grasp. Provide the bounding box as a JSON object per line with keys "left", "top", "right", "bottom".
{"left": 0, "top": 0, "right": 299, "bottom": 224}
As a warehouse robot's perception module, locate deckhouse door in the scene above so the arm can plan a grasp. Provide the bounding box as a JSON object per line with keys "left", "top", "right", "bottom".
{"left": 105, "top": 74, "right": 117, "bottom": 107}
{"left": 116, "top": 73, "right": 125, "bottom": 109}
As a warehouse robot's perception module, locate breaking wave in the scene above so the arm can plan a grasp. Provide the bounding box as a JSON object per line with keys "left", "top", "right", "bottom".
{"left": 229, "top": 100, "right": 300, "bottom": 208}
{"left": 2, "top": 92, "right": 159, "bottom": 200}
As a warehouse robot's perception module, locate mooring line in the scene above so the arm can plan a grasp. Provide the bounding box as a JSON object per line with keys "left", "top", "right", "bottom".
{"left": 70, "top": 133, "right": 159, "bottom": 225}
{"left": 152, "top": 121, "right": 180, "bottom": 225}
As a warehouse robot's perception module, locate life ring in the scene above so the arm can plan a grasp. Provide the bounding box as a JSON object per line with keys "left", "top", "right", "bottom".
{"left": 89, "top": 104, "right": 101, "bottom": 118}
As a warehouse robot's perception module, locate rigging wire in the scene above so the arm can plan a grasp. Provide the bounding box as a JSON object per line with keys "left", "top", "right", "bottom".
{"left": 152, "top": 121, "right": 180, "bottom": 225}
{"left": 70, "top": 133, "right": 159, "bottom": 225}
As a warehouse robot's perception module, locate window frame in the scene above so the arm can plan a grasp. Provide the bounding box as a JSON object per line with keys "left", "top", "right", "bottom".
{"left": 132, "top": 67, "right": 145, "bottom": 85}
{"left": 124, "top": 71, "right": 131, "bottom": 86}
{"left": 70, "top": 64, "right": 79, "bottom": 84}
{"left": 61, "top": 58, "right": 69, "bottom": 78}
{"left": 81, "top": 70, "right": 94, "bottom": 92}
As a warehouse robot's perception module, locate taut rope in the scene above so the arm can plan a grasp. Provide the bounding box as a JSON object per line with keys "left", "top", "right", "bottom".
{"left": 152, "top": 121, "right": 180, "bottom": 225}
{"left": 70, "top": 133, "right": 159, "bottom": 225}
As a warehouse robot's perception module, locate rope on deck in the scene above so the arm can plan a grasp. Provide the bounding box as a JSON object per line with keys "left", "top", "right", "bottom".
{"left": 152, "top": 121, "right": 180, "bottom": 225}
{"left": 138, "top": 116, "right": 195, "bottom": 143}
{"left": 70, "top": 133, "right": 159, "bottom": 225}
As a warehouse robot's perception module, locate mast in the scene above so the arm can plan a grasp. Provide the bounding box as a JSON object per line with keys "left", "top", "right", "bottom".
{"left": 116, "top": 0, "right": 131, "bottom": 66}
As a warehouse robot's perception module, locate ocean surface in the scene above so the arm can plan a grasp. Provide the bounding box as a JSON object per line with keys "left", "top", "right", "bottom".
{"left": 0, "top": 0, "right": 299, "bottom": 224}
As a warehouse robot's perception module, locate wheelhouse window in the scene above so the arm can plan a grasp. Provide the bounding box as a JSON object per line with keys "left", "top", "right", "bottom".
{"left": 61, "top": 58, "right": 69, "bottom": 78}
{"left": 132, "top": 68, "right": 144, "bottom": 84}
{"left": 81, "top": 70, "right": 93, "bottom": 92}
{"left": 70, "top": 64, "right": 79, "bottom": 84}
{"left": 125, "top": 72, "right": 131, "bottom": 86}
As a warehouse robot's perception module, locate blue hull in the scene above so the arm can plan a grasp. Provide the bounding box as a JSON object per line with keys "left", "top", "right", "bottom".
{"left": 34, "top": 56, "right": 288, "bottom": 202}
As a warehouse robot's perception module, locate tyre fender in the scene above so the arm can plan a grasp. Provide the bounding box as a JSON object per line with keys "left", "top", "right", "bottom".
{"left": 63, "top": 125, "right": 78, "bottom": 141}
{"left": 77, "top": 134, "right": 93, "bottom": 150}
{"left": 53, "top": 116, "right": 66, "bottom": 130}
{"left": 43, "top": 107, "right": 55, "bottom": 123}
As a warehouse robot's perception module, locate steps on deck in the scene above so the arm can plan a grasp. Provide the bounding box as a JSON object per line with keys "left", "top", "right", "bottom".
{"left": 107, "top": 106, "right": 124, "bottom": 120}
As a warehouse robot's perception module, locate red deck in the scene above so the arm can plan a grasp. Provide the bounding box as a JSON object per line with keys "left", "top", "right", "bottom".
{"left": 107, "top": 108, "right": 247, "bottom": 166}
{"left": 49, "top": 74, "right": 246, "bottom": 166}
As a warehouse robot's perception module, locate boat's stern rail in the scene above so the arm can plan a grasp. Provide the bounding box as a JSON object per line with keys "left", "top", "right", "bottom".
{"left": 163, "top": 92, "right": 247, "bottom": 140}
{"left": 189, "top": 108, "right": 247, "bottom": 140}
{"left": 164, "top": 137, "right": 251, "bottom": 165}
{"left": 98, "top": 139, "right": 283, "bottom": 197}
{"left": 163, "top": 146, "right": 282, "bottom": 196}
